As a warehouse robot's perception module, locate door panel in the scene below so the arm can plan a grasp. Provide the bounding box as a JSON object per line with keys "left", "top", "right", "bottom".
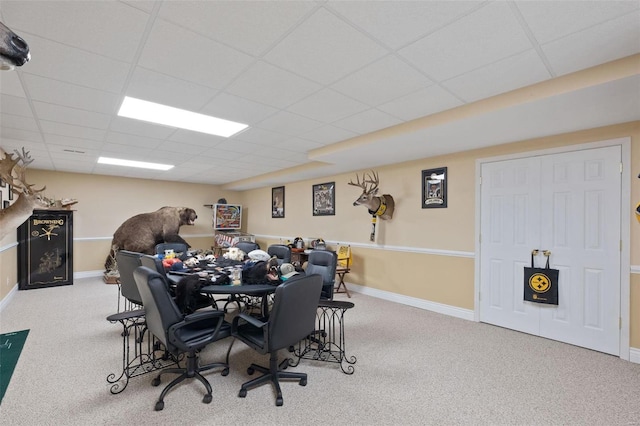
{"left": 480, "top": 146, "right": 621, "bottom": 355}
{"left": 480, "top": 157, "right": 540, "bottom": 335}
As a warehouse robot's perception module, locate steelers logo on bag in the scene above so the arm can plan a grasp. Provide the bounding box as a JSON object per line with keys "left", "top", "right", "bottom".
{"left": 529, "top": 273, "right": 551, "bottom": 293}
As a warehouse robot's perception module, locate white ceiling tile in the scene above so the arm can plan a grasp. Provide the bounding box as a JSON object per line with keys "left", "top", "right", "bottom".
{"left": 22, "top": 74, "right": 121, "bottom": 114}
{"left": 201, "top": 92, "right": 279, "bottom": 126}
{"left": 0, "top": 127, "right": 43, "bottom": 143}
{"left": 255, "top": 111, "right": 323, "bottom": 136}
{"left": 301, "top": 125, "right": 358, "bottom": 145}
{"left": 157, "top": 1, "right": 316, "bottom": 56}
{"left": 108, "top": 116, "right": 176, "bottom": 140}
{"left": 264, "top": 7, "right": 388, "bottom": 85}
{"left": 138, "top": 19, "right": 255, "bottom": 90}
{"left": 167, "top": 129, "right": 225, "bottom": 148}
{"left": 226, "top": 61, "right": 321, "bottom": 109}
{"left": 51, "top": 160, "right": 96, "bottom": 174}
{"left": 377, "top": 85, "right": 463, "bottom": 121}
{"left": 327, "top": 0, "right": 484, "bottom": 49}
{"left": 287, "top": 89, "right": 369, "bottom": 123}
{"left": 104, "top": 131, "right": 164, "bottom": 149}
{"left": 333, "top": 108, "right": 404, "bottom": 135}
{"left": 33, "top": 101, "right": 112, "bottom": 130}
{"left": 272, "top": 137, "right": 323, "bottom": 153}
{"left": 0, "top": 94, "right": 33, "bottom": 118}
{"left": 213, "top": 139, "right": 263, "bottom": 155}
{"left": 232, "top": 127, "right": 288, "bottom": 146}
{"left": 517, "top": 0, "right": 640, "bottom": 44}
{"left": 331, "top": 55, "right": 434, "bottom": 106}
{"left": 1, "top": 0, "right": 149, "bottom": 62}
{"left": 42, "top": 134, "right": 102, "bottom": 150}
{"left": 47, "top": 144, "right": 100, "bottom": 157}
{"left": 542, "top": 11, "right": 640, "bottom": 76}
{"left": 120, "top": 1, "right": 157, "bottom": 14}
{"left": 399, "top": 1, "right": 532, "bottom": 81}
{"left": 0, "top": 71, "right": 27, "bottom": 97}
{"left": 190, "top": 148, "right": 243, "bottom": 162}
{"left": 442, "top": 50, "right": 551, "bottom": 103}
{"left": 0, "top": 112, "right": 38, "bottom": 132}
{"left": 21, "top": 34, "right": 129, "bottom": 93}
{"left": 126, "top": 67, "right": 219, "bottom": 112}
{"left": 40, "top": 120, "right": 106, "bottom": 142}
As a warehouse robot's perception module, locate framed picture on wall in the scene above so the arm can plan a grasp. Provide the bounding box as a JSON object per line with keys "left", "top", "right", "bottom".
{"left": 272, "top": 186, "right": 285, "bottom": 218}
{"left": 422, "top": 167, "right": 447, "bottom": 208}
{"left": 312, "top": 182, "right": 335, "bottom": 216}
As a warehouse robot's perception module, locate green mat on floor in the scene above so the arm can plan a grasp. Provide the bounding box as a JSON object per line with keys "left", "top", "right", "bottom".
{"left": 0, "top": 329, "right": 29, "bottom": 404}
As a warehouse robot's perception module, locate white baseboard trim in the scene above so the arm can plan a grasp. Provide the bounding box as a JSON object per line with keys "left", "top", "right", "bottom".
{"left": 630, "top": 347, "right": 640, "bottom": 364}
{"left": 75, "top": 270, "right": 105, "bottom": 279}
{"left": 345, "top": 282, "right": 475, "bottom": 321}
{"left": 0, "top": 283, "right": 18, "bottom": 314}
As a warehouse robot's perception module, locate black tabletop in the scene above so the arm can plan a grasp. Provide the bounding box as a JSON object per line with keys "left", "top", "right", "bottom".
{"left": 199, "top": 283, "right": 277, "bottom": 296}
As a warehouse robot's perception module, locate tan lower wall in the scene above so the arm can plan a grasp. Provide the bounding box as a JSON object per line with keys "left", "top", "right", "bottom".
{"left": 632, "top": 274, "right": 640, "bottom": 348}
{"left": 0, "top": 245, "right": 18, "bottom": 300}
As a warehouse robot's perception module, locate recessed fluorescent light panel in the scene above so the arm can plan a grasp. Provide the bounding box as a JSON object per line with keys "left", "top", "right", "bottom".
{"left": 118, "top": 96, "right": 248, "bottom": 137}
{"left": 98, "top": 157, "right": 174, "bottom": 171}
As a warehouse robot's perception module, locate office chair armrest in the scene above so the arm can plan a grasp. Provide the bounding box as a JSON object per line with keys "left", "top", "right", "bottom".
{"left": 231, "top": 312, "right": 266, "bottom": 333}
{"left": 183, "top": 310, "right": 225, "bottom": 324}
{"left": 168, "top": 310, "right": 226, "bottom": 350}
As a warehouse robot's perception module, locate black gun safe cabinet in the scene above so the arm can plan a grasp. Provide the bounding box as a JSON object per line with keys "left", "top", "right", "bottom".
{"left": 18, "top": 210, "right": 73, "bottom": 290}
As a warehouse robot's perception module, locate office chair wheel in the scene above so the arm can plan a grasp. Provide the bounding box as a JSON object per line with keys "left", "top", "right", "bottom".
{"left": 239, "top": 388, "right": 247, "bottom": 398}
{"left": 221, "top": 367, "right": 229, "bottom": 376}
{"left": 247, "top": 367, "right": 255, "bottom": 375}
{"left": 203, "top": 394, "right": 212, "bottom": 404}
{"left": 154, "top": 401, "right": 164, "bottom": 411}
{"left": 276, "top": 396, "right": 283, "bottom": 406}
{"left": 299, "top": 378, "right": 307, "bottom": 386}
{"left": 151, "top": 377, "right": 161, "bottom": 386}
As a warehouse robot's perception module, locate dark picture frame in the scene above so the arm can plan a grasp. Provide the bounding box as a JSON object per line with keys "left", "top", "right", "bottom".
{"left": 272, "top": 186, "right": 285, "bottom": 218}
{"left": 422, "top": 167, "right": 447, "bottom": 208}
{"left": 312, "top": 182, "right": 335, "bottom": 216}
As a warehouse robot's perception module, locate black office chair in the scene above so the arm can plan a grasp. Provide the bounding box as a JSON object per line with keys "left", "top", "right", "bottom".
{"left": 305, "top": 250, "right": 337, "bottom": 300}
{"left": 231, "top": 274, "right": 322, "bottom": 406}
{"left": 155, "top": 242, "right": 189, "bottom": 260}
{"left": 133, "top": 266, "right": 231, "bottom": 411}
{"left": 235, "top": 241, "right": 260, "bottom": 257}
{"left": 267, "top": 244, "right": 291, "bottom": 266}
{"left": 116, "top": 250, "right": 144, "bottom": 309}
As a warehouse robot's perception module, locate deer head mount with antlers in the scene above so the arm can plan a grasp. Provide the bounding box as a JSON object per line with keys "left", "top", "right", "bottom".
{"left": 0, "top": 147, "right": 51, "bottom": 241}
{"left": 348, "top": 170, "right": 395, "bottom": 220}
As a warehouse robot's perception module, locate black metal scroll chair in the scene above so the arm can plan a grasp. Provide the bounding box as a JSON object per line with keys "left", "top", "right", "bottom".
{"left": 267, "top": 244, "right": 291, "bottom": 266}
{"left": 235, "top": 241, "right": 260, "bottom": 257}
{"left": 231, "top": 274, "right": 322, "bottom": 406}
{"left": 155, "top": 242, "right": 189, "bottom": 260}
{"left": 133, "top": 266, "right": 231, "bottom": 411}
{"left": 305, "top": 249, "right": 337, "bottom": 300}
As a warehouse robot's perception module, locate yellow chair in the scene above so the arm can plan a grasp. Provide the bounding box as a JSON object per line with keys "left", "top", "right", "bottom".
{"left": 334, "top": 244, "right": 352, "bottom": 297}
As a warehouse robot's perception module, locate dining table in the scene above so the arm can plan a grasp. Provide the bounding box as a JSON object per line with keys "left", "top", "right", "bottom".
{"left": 166, "top": 261, "right": 278, "bottom": 316}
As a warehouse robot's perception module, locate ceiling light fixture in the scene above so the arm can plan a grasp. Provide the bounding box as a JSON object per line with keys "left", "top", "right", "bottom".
{"left": 98, "top": 156, "right": 174, "bottom": 171}
{"left": 117, "top": 96, "right": 248, "bottom": 137}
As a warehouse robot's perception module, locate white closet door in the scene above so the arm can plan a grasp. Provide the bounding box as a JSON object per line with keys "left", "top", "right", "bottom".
{"left": 479, "top": 146, "right": 621, "bottom": 355}
{"left": 479, "top": 156, "right": 541, "bottom": 335}
{"left": 538, "top": 147, "right": 621, "bottom": 355}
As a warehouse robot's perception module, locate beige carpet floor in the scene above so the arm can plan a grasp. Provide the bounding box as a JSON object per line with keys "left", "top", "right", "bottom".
{"left": 0, "top": 277, "right": 639, "bottom": 425}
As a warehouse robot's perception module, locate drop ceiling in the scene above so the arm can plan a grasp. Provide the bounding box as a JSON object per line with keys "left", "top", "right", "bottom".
{"left": 0, "top": 1, "right": 638, "bottom": 191}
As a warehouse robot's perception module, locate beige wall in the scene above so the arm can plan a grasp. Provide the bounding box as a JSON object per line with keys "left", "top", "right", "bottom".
{"left": 1, "top": 121, "right": 638, "bottom": 347}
